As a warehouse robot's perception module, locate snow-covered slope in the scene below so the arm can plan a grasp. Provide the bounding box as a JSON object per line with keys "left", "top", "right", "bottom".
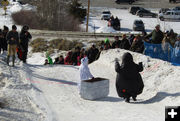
{"left": 0, "top": 53, "right": 44, "bottom": 121}
{"left": 23, "top": 49, "right": 180, "bottom": 121}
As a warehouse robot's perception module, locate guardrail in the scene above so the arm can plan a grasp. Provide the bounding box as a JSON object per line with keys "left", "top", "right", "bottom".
{"left": 29, "top": 30, "right": 141, "bottom": 38}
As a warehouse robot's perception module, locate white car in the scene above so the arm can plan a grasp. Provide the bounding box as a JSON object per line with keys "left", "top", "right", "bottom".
{"left": 159, "top": 10, "right": 180, "bottom": 21}
{"left": 101, "top": 11, "right": 111, "bottom": 21}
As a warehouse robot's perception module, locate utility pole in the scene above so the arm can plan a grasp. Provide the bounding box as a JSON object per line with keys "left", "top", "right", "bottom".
{"left": 86, "top": 0, "right": 90, "bottom": 32}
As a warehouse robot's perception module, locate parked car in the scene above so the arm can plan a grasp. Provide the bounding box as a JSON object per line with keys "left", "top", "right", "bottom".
{"left": 129, "top": 6, "right": 145, "bottom": 15}
{"left": 101, "top": 11, "right": 111, "bottom": 21}
{"left": 169, "top": 0, "right": 180, "bottom": 3}
{"left": 172, "top": 6, "right": 180, "bottom": 11}
{"left": 159, "top": 8, "right": 170, "bottom": 14}
{"left": 133, "top": 20, "right": 145, "bottom": 31}
{"left": 115, "top": 0, "right": 135, "bottom": 4}
{"left": 159, "top": 10, "right": 180, "bottom": 21}
{"left": 136, "top": 9, "right": 157, "bottom": 18}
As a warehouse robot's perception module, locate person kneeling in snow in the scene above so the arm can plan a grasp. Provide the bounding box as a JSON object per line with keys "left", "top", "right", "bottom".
{"left": 115, "top": 52, "right": 144, "bottom": 103}
{"left": 78, "top": 57, "right": 94, "bottom": 91}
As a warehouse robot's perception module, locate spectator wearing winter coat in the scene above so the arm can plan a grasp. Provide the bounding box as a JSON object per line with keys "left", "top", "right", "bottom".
{"left": 20, "top": 25, "right": 32, "bottom": 63}
{"left": 78, "top": 57, "right": 94, "bottom": 91}
{"left": 162, "top": 31, "right": 171, "bottom": 54}
{"left": 145, "top": 24, "right": 164, "bottom": 44}
{"left": 54, "top": 55, "right": 64, "bottom": 64}
{"left": 87, "top": 44, "right": 99, "bottom": 63}
{"left": 6, "top": 25, "right": 19, "bottom": 66}
{"left": 173, "top": 35, "right": 180, "bottom": 63}
{"left": 0, "top": 29, "right": 4, "bottom": 54}
{"left": 54, "top": 57, "right": 59, "bottom": 64}
{"left": 77, "top": 52, "right": 84, "bottom": 66}
{"left": 128, "top": 34, "right": 135, "bottom": 46}
{"left": 44, "top": 59, "right": 49, "bottom": 65}
{"left": 64, "top": 51, "right": 73, "bottom": 65}
{"left": 95, "top": 46, "right": 103, "bottom": 60}
{"left": 71, "top": 46, "right": 80, "bottom": 65}
{"left": 112, "top": 36, "right": 121, "bottom": 48}
{"left": 120, "top": 34, "right": 131, "bottom": 50}
{"left": 130, "top": 35, "right": 144, "bottom": 53}
{"left": 2, "top": 26, "right": 9, "bottom": 51}
{"left": 168, "top": 29, "right": 177, "bottom": 47}
{"left": 141, "top": 30, "right": 147, "bottom": 40}
{"left": 104, "top": 38, "right": 111, "bottom": 50}
{"left": 115, "top": 52, "right": 144, "bottom": 103}
{"left": 58, "top": 55, "right": 64, "bottom": 64}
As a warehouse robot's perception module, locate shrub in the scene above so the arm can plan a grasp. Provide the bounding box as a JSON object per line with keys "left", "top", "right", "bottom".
{"left": 49, "top": 39, "right": 83, "bottom": 51}
{"left": 30, "top": 38, "right": 84, "bottom": 53}
{"left": 11, "top": 10, "right": 41, "bottom": 29}
{"left": 30, "top": 38, "right": 48, "bottom": 52}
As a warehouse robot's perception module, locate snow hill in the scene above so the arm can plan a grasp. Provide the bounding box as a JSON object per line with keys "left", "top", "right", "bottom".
{"left": 2, "top": 49, "right": 180, "bottom": 121}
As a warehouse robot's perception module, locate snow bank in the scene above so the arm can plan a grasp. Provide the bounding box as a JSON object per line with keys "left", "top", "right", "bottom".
{"left": 96, "top": 26, "right": 116, "bottom": 33}
{"left": 90, "top": 49, "right": 180, "bottom": 104}
{"left": 8, "top": 1, "right": 36, "bottom": 13}
{"left": 0, "top": 54, "right": 44, "bottom": 121}
{"left": 9, "top": 2, "right": 23, "bottom": 13}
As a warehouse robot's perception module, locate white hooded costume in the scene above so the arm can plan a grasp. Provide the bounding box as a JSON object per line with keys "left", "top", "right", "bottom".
{"left": 78, "top": 57, "right": 93, "bottom": 91}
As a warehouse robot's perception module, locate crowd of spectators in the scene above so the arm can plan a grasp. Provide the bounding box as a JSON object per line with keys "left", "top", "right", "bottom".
{"left": 43, "top": 24, "right": 180, "bottom": 66}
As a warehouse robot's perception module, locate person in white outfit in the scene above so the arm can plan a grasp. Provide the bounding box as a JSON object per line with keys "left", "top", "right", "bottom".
{"left": 78, "top": 57, "right": 94, "bottom": 92}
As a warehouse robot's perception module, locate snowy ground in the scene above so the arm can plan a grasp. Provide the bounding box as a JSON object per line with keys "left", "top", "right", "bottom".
{"left": 81, "top": 8, "right": 180, "bottom": 34}
{"left": 0, "top": 2, "right": 180, "bottom": 121}
{"left": 26, "top": 49, "right": 180, "bottom": 121}
{"left": 1, "top": 48, "right": 180, "bottom": 121}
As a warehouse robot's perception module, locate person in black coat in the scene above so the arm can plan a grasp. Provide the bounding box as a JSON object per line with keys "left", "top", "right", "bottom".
{"left": 20, "top": 25, "right": 32, "bottom": 63}
{"left": 0, "top": 29, "right": 4, "bottom": 54}
{"left": 87, "top": 44, "right": 99, "bottom": 63}
{"left": 112, "top": 36, "right": 121, "bottom": 49}
{"left": 120, "top": 34, "right": 131, "bottom": 50}
{"left": 6, "top": 25, "right": 19, "bottom": 66}
{"left": 115, "top": 52, "right": 144, "bottom": 103}
{"left": 2, "top": 26, "right": 9, "bottom": 51}
{"left": 130, "top": 35, "right": 144, "bottom": 53}
{"left": 71, "top": 46, "right": 80, "bottom": 65}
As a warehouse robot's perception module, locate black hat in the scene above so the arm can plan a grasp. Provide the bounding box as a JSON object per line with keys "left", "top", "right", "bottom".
{"left": 3, "top": 26, "right": 9, "bottom": 31}
{"left": 23, "top": 25, "right": 29, "bottom": 31}
{"left": 12, "top": 25, "right": 17, "bottom": 30}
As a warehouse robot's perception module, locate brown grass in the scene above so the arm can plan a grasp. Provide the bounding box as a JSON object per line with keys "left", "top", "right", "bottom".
{"left": 30, "top": 38, "right": 84, "bottom": 53}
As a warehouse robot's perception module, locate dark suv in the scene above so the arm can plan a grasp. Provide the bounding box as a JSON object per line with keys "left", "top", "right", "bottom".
{"left": 133, "top": 20, "right": 145, "bottom": 31}
{"left": 159, "top": 8, "right": 170, "bottom": 14}
{"left": 129, "top": 6, "right": 145, "bottom": 15}
{"left": 115, "top": 0, "right": 135, "bottom": 4}
{"left": 169, "top": 0, "right": 180, "bottom": 3}
{"left": 136, "top": 9, "right": 157, "bottom": 18}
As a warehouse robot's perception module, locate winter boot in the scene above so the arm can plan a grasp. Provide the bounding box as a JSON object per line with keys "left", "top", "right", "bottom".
{"left": 125, "top": 97, "right": 130, "bottom": 103}
{"left": 7, "top": 56, "right": 10, "bottom": 66}
{"left": 132, "top": 96, "right": 137, "bottom": 101}
{"left": 12, "top": 55, "right": 15, "bottom": 67}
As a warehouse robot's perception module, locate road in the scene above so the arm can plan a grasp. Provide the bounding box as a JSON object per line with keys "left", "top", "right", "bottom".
{"left": 80, "top": 0, "right": 180, "bottom": 8}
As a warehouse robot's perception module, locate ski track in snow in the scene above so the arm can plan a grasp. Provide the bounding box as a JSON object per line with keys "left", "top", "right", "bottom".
{"left": 0, "top": 54, "right": 44, "bottom": 121}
